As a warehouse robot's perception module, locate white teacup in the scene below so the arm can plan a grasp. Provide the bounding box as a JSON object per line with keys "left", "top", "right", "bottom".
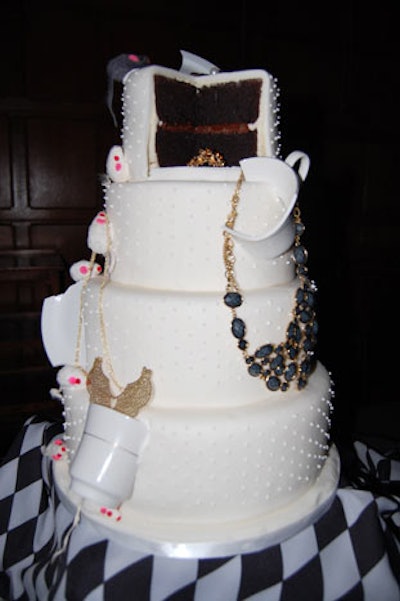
{"left": 225, "top": 151, "right": 310, "bottom": 258}
{"left": 70, "top": 403, "right": 149, "bottom": 508}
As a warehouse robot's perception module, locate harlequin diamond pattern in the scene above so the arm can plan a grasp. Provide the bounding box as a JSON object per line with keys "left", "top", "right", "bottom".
{"left": 0, "top": 420, "right": 399, "bottom": 601}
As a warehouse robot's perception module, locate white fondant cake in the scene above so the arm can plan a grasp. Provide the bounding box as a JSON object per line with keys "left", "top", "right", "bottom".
{"left": 41, "top": 51, "right": 339, "bottom": 555}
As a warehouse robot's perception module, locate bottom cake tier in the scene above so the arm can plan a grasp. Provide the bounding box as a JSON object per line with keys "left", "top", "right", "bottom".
{"left": 52, "top": 361, "right": 339, "bottom": 556}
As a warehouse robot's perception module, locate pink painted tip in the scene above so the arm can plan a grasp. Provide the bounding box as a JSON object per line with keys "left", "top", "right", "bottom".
{"left": 128, "top": 54, "right": 139, "bottom": 62}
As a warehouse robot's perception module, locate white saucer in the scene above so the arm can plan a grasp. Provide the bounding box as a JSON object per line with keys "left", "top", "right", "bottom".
{"left": 53, "top": 444, "right": 340, "bottom": 558}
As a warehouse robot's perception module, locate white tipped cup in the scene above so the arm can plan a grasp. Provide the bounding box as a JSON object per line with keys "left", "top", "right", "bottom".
{"left": 225, "top": 152, "right": 310, "bottom": 257}
{"left": 70, "top": 404, "right": 148, "bottom": 508}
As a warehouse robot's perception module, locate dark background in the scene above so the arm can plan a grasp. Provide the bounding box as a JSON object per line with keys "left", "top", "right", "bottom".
{"left": 0, "top": 0, "right": 398, "bottom": 457}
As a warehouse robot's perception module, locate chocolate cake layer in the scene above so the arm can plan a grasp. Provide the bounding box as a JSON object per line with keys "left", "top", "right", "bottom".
{"left": 155, "top": 75, "right": 262, "bottom": 126}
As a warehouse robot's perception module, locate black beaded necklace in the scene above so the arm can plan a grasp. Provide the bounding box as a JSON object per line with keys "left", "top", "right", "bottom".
{"left": 222, "top": 172, "right": 318, "bottom": 392}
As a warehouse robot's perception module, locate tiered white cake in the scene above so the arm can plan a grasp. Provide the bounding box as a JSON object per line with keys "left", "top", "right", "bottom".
{"left": 42, "top": 51, "right": 339, "bottom": 556}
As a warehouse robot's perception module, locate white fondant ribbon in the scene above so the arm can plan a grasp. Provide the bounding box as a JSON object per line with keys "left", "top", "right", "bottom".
{"left": 179, "top": 50, "right": 220, "bottom": 75}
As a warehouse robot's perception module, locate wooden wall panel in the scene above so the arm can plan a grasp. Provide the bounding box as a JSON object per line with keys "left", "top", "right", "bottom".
{"left": 0, "top": 225, "right": 13, "bottom": 247}
{"left": 0, "top": 118, "right": 11, "bottom": 209}
{"left": 27, "top": 118, "right": 99, "bottom": 209}
{"left": 30, "top": 223, "right": 90, "bottom": 266}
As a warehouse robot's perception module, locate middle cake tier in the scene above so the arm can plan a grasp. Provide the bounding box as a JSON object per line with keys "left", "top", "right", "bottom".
{"left": 82, "top": 276, "right": 311, "bottom": 407}
{"left": 100, "top": 171, "right": 297, "bottom": 291}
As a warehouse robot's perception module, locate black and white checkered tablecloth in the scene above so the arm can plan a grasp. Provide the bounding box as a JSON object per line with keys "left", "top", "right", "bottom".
{"left": 0, "top": 416, "right": 399, "bottom": 601}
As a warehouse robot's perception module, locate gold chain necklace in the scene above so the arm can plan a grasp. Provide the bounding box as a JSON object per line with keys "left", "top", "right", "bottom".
{"left": 73, "top": 212, "right": 153, "bottom": 417}
{"left": 222, "top": 172, "right": 317, "bottom": 391}
{"left": 74, "top": 215, "right": 125, "bottom": 393}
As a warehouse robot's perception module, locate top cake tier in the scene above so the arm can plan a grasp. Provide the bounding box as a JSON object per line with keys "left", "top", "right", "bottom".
{"left": 121, "top": 65, "right": 280, "bottom": 180}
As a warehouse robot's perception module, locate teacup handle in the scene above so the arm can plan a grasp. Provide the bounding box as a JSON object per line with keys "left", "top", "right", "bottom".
{"left": 285, "top": 151, "right": 310, "bottom": 182}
